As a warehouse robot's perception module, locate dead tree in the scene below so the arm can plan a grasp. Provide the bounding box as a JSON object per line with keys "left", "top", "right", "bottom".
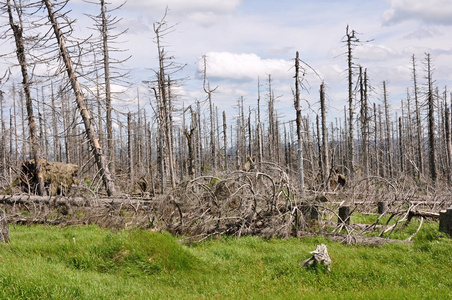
{"left": 202, "top": 55, "right": 218, "bottom": 172}
{"left": 344, "top": 25, "right": 358, "bottom": 179}
{"left": 223, "top": 110, "right": 228, "bottom": 171}
{"left": 425, "top": 53, "right": 437, "bottom": 184}
{"left": 294, "top": 51, "right": 305, "bottom": 198}
{"left": 412, "top": 55, "right": 424, "bottom": 179}
{"left": 320, "top": 82, "right": 329, "bottom": 188}
{"left": 383, "top": 81, "right": 393, "bottom": 177}
{"left": 6, "top": 0, "right": 44, "bottom": 195}
{"left": 43, "top": 0, "right": 115, "bottom": 196}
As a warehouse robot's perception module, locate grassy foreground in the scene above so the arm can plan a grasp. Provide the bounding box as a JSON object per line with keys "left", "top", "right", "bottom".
{"left": 0, "top": 222, "right": 451, "bottom": 299}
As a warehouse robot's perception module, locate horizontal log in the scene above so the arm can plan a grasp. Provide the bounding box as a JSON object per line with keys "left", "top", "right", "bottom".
{"left": 324, "top": 233, "right": 413, "bottom": 246}
{"left": 409, "top": 210, "right": 440, "bottom": 219}
{"left": 0, "top": 195, "right": 155, "bottom": 207}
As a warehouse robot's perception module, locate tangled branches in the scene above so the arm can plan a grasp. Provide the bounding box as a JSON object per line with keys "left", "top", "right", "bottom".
{"left": 158, "top": 163, "right": 311, "bottom": 240}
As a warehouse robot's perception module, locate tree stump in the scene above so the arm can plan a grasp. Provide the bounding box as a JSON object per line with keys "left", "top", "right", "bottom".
{"left": 378, "top": 201, "right": 388, "bottom": 214}
{"left": 310, "top": 205, "right": 319, "bottom": 221}
{"left": 338, "top": 206, "right": 350, "bottom": 225}
{"left": 439, "top": 206, "right": 452, "bottom": 237}
{"left": 301, "top": 244, "right": 331, "bottom": 270}
{"left": 0, "top": 209, "right": 10, "bottom": 243}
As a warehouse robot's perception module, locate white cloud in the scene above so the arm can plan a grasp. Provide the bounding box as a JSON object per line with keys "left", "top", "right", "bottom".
{"left": 354, "top": 44, "right": 399, "bottom": 61}
{"left": 122, "top": 0, "right": 241, "bottom": 25}
{"left": 383, "top": 0, "right": 452, "bottom": 25}
{"left": 126, "top": 0, "right": 241, "bottom": 14}
{"left": 200, "top": 52, "right": 293, "bottom": 81}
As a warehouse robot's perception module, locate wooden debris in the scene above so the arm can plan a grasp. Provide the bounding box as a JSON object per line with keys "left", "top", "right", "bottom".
{"left": 325, "top": 234, "right": 413, "bottom": 246}
{"left": 301, "top": 244, "right": 331, "bottom": 270}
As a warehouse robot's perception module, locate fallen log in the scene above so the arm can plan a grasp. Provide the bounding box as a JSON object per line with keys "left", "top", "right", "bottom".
{"left": 0, "top": 195, "right": 155, "bottom": 207}
{"left": 409, "top": 210, "right": 440, "bottom": 219}
{"left": 324, "top": 233, "right": 413, "bottom": 246}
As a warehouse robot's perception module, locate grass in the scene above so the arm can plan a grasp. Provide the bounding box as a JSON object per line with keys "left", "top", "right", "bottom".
{"left": 0, "top": 223, "right": 451, "bottom": 299}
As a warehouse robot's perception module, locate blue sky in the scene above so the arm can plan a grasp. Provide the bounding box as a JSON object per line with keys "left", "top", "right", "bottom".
{"left": 8, "top": 0, "right": 452, "bottom": 123}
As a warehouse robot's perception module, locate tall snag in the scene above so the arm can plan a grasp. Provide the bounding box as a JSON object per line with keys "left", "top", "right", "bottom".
{"left": 294, "top": 51, "right": 305, "bottom": 198}
{"left": 43, "top": 0, "right": 115, "bottom": 196}
{"left": 425, "top": 53, "right": 437, "bottom": 184}
{"left": 6, "top": 0, "right": 44, "bottom": 195}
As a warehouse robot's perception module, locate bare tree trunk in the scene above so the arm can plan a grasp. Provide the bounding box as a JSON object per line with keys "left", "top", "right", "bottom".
{"left": 346, "top": 26, "right": 355, "bottom": 179}
{"left": 383, "top": 81, "right": 393, "bottom": 177}
{"left": 257, "top": 79, "right": 263, "bottom": 166}
{"left": 127, "top": 112, "right": 133, "bottom": 182}
{"left": 359, "top": 68, "right": 369, "bottom": 178}
{"left": 425, "top": 53, "right": 437, "bottom": 184}
{"left": 445, "top": 97, "right": 452, "bottom": 184}
{"left": 43, "top": 0, "right": 115, "bottom": 196}
{"left": 185, "top": 107, "right": 196, "bottom": 178}
{"left": 294, "top": 51, "right": 305, "bottom": 198}
{"left": 412, "top": 55, "right": 424, "bottom": 179}
{"left": 320, "top": 83, "right": 329, "bottom": 188}
{"left": 99, "top": 0, "right": 115, "bottom": 176}
{"left": 7, "top": 0, "right": 44, "bottom": 195}
{"left": 222, "top": 111, "right": 228, "bottom": 172}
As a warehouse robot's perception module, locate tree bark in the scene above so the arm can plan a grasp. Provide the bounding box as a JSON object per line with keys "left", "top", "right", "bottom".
{"left": 294, "top": 51, "right": 305, "bottom": 198}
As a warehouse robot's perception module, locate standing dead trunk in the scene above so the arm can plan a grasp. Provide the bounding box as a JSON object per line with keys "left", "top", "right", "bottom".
{"left": 320, "top": 83, "right": 329, "bottom": 188}
{"left": 7, "top": 0, "right": 44, "bottom": 195}
{"left": 445, "top": 95, "right": 452, "bottom": 184}
{"left": 100, "top": 0, "right": 115, "bottom": 176}
{"left": 412, "top": 55, "right": 424, "bottom": 179}
{"left": 383, "top": 81, "right": 393, "bottom": 177}
{"left": 223, "top": 111, "right": 228, "bottom": 171}
{"left": 43, "top": 0, "right": 115, "bottom": 196}
{"left": 294, "top": 51, "right": 305, "bottom": 198}
{"left": 346, "top": 26, "right": 356, "bottom": 179}
{"left": 127, "top": 112, "right": 133, "bottom": 182}
{"left": 425, "top": 53, "right": 437, "bottom": 184}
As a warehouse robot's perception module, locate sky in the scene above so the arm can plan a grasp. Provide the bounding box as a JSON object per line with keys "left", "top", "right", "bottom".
{"left": 7, "top": 0, "right": 452, "bottom": 124}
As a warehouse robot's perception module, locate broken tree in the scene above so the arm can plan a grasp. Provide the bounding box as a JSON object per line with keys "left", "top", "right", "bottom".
{"left": 43, "top": 0, "right": 115, "bottom": 196}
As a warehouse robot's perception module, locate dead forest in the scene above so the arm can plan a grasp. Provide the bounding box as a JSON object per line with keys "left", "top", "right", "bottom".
{"left": 0, "top": 1, "right": 451, "bottom": 242}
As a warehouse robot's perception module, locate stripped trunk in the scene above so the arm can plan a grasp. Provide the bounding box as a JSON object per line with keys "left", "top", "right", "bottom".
{"left": 294, "top": 51, "right": 305, "bottom": 198}
{"left": 43, "top": 0, "right": 115, "bottom": 196}
{"left": 7, "top": 0, "right": 44, "bottom": 195}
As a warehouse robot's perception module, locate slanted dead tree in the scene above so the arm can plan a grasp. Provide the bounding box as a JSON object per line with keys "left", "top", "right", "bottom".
{"left": 43, "top": 0, "right": 115, "bottom": 196}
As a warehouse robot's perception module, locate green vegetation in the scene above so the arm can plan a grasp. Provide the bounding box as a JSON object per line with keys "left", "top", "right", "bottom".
{"left": 0, "top": 223, "right": 451, "bottom": 299}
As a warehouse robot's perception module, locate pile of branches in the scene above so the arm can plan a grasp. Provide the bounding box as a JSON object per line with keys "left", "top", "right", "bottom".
{"left": 158, "top": 163, "right": 312, "bottom": 240}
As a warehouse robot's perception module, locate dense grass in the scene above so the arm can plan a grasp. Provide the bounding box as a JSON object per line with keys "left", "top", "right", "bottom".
{"left": 0, "top": 222, "right": 451, "bottom": 299}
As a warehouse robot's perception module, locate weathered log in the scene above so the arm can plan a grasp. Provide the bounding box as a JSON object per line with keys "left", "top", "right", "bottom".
{"left": 409, "top": 210, "right": 440, "bottom": 219}
{"left": 325, "top": 233, "right": 413, "bottom": 246}
{"left": 0, "top": 195, "right": 154, "bottom": 207}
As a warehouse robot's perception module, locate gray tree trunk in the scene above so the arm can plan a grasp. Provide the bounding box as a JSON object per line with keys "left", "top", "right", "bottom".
{"left": 43, "top": 0, "right": 115, "bottom": 196}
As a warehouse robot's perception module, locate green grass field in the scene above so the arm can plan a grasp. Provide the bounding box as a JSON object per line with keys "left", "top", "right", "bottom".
{"left": 0, "top": 221, "right": 451, "bottom": 299}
